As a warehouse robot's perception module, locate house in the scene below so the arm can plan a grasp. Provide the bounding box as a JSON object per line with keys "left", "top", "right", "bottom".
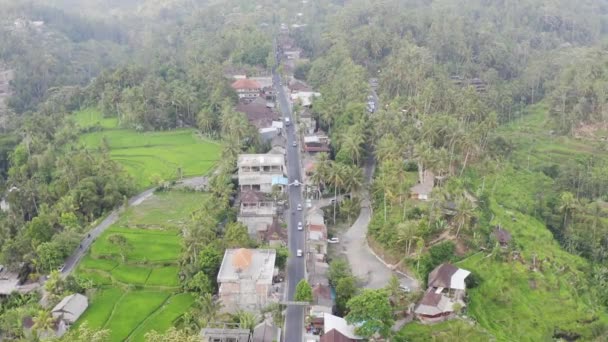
{"left": 291, "top": 91, "right": 321, "bottom": 107}
{"left": 321, "top": 329, "right": 359, "bottom": 342}
{"left": 237, "top": 190, "right": 276, "bottom": 237}
{"left": 492, "top": 226, "right": 512, "bottom": 247}
{"left": 236, "top": 96, "right": 278, "bottom": 129}
{"left": 217, "top": 249, "right": 276, "bottom": 312}
{"left": 238, "top": 154, "right": 286, "bottom": 193}
{"left": 284, "top": 49, "right": 302, "bottom": 60}
{"left": 232, "top": 79, "right": 262, "bottom": 99}
{"left": 308, "top": 223, "right": 328, "bottom": 254}
{"left": 414, "top": 263, "right": 471, "bottom": 323}
{"left": 410, "top": 170, "right": 435, "bottom": 201}
{"left": 52, "top": 293, "right": 88, "bottom": 325}
{"left": 300, "top": 108, "right": 316, "bottom": 135}
{"left": 0, "top": 268, "right": 20, "bottom": 296}
{"left": 253, "top": 321, "right": 281, "bottom": 342}
{"left": 304, "top": 134, "right": 331, "bottom": 153}
{"left": 25, "top": 293, "right": 90, "bottom": 338}
{"left": 323, "top": 313, "right": 362, "bottom": 340}
{"left": 269, "top": 134, "right": 287, "bottom": 156}
{"left": 201, "top": 322, "right": 252, "bottom": 342}
{"left": 259, "top": 217, "right": 287, "bottom": 246}
{"left": 258, "top": 121, "right": 284, "bottom": 143}
{"left": 289, "top": 79, "right": 313, "bottom": 94}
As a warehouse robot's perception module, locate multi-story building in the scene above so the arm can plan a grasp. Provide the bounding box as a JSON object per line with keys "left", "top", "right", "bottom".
{"left": 217, "top": 248, "right": 277, "bottom": 312}
{"left": 238, "top": 154, "right": 286, "bottom": 193}
{"left": 237, "top": 190, "right": 276, "bottom": 237}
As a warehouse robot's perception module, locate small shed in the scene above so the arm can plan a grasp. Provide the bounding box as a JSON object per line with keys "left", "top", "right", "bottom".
{"left": 492, "top": 227, "right": 512, "bottom": 247}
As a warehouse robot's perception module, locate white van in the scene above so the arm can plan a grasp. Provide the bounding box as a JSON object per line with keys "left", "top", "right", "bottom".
{"left": 285, "top": 117, "right": 291, "bottom": 126}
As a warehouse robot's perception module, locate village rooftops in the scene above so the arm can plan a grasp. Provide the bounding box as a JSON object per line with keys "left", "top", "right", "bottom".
{"left": 428, "top": 263, "right": 470, "bottom": 290}
{"left": 217, "top": 248, "right": 276, "bottom": 285}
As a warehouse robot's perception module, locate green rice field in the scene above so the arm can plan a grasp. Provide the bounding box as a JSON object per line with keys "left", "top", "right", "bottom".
{"left": 74, "top": 108, "right": 221, "bottom": 189}
{"left": 75, "top": 190, "right": 202, "bottom": 341}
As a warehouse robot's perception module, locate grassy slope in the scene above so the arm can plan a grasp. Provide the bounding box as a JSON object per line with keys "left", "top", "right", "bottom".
{"left": 74, "top": 108, "right": 221, "bottom": 189}
{"left": 75, "top": 190, "right": 202, "bottom": 341}
{"left": 116, "top": 191, "right": 207, "bottom": 229}
{"left": 401, "top": 105, "right": 608, "bottom": 340}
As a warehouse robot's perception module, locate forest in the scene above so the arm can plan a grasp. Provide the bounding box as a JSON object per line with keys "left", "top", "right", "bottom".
{"left": 1, "top": 0, "right": 608, "bottom": 340}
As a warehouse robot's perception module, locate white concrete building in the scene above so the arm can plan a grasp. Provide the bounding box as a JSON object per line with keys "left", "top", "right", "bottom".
{"left": 238, "top": 154, "right": 286, "bottom": 193}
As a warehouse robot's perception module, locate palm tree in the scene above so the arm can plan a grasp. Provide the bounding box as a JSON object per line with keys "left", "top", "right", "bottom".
{"left": 235, "top": 310, "right": 258, "bottom": 332}
{"left": 559, "top": 192, "right": 578, "bottom": 229}
{"left": 312, "top": 152, "right": 332, "bottom": 191}
{"left": 342, "top": 165, "right": 363, "bottom": 194}
{"left": 33, "top": 310, "right": 55, "bottom": 337}
{"left": 329, "top": 163, "right": 347, "bottom": 224}
{"left": 341, "top": 127, "right": 365, "bottom": 165}
{"left": 375, "top": 133, "right": 402, "bottom": 162}
{"left": 397, "top": 221, "right": 418, "bottom": 255}
{"left": 196, "top": 293, "right": 223, "bottom": 327}
{"left": 454, "top": 195, "right": 475, "bottom": 238}
{"left": 340, "top": 197, "right": 361, "bottom": 224}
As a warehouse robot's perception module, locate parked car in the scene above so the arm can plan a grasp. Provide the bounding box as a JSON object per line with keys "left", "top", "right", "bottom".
{"left": 297, "top": 249, "right": 303, "bottom": 257}
{"left": 298, "top": 221, "right": 303, "bottom": 230}
{"left": 57, "top": 264, "right": 66, "bottom": 272}
{"left": 306, "top": 198, "right": 312, "bottom": 208}
{"left": 327, "top": 237, "right": 340, "bottom": 244}
{"left": 297, "top": 204, "right": 302, "bottom": 211}
{"left": 399, "top": 284, "right": 411, "bottom": 293}
{"left": 292, "top": 141, "right": 297, "bottom": 147}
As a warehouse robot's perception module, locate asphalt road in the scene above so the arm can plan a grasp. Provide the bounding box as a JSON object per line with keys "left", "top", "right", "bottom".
{"left": 273, "top": 71, "right": 306, "bottom": 341}
{"left": 58, "top": 187, "right": 156, "bottom": 277}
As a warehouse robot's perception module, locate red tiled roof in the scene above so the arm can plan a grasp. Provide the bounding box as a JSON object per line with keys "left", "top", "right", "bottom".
{"left": 304, "top": 145, "right": 331, "bottom": 152}
{"left": 308, "top": 224, "right": 326, "bottom": 232}
{"left": 428, "top": 263, "right": 459, "bottom": 288}
{"left": 320, "top": 329, "right": 358, "bottom": 342}
{"left": 232, "top": 79, "right": 262, "bottom": 90}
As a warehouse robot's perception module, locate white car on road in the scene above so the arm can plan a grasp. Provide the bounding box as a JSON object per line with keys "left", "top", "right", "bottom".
{"left": 297, "top": 249, "right": 303, "bottom": 257}
{"left": 298, "top": 221, "right": 303, "bottom": 230}
{"left": 296, "top": 204, "right": 302, "bottom": 211}
{"left": 291, "top": 180, "right": 300, "bottom": 187}
{"left": 327, "top": 237, "right": 339, "bottom": 244}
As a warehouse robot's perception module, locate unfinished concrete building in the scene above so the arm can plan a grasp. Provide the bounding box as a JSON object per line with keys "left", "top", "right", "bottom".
{"left": 237, "top": 154, "right": 286, "bottom": 193}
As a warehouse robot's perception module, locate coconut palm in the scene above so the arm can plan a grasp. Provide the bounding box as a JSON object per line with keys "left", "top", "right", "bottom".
{"left": 33, "top": 310, "right": 55, "bottom": 337}
{"left": 341, "top": 127, "right": 365, "bottom": 165}
{"left": 329, "top": 163, "right": 347, "bottom": 224}
{"left": 454, "top": 195, "right": 475, "bottom": 238}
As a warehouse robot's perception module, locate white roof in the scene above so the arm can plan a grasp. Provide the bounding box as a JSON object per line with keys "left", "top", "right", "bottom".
{"left": 51, "top": 293, "right": 88, "bottom": 324}
{"left": 304, "top": 136, "right": 320, "bottom": 143}
{"left": 271, "top": 121, "right": 283, "bottom": 129}
{"left": 259, "top": 127, "right": 278, "bottom": 134}
{"left": 451, "top": 269, "right": 471, "bottom": 290}
{"left": 0, "top": 269, "right": 19, "bottom": 295}
{"left": 323, "top": 313, "right": 361, "bottom": 340}
{"left": 238, "top": 154, "right": 284, "bottom": 166}
{"left": 217, "top": 249, "right": 276, "bottom": 285}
